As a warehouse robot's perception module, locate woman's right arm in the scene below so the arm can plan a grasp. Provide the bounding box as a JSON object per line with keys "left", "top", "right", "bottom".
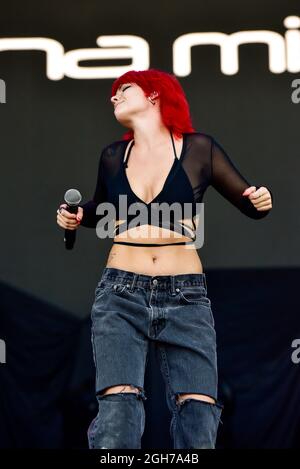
{"left": 80, "top": 148, "right": 107, "bottom": 227}
{"left": 56, "top": 148, "right": 107, "bottom": 230}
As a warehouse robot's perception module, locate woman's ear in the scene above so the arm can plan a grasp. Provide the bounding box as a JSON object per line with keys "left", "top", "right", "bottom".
{"left": 150, "top": 91, "right": 159, "bottom": 100}
{"left": 147, "top": 91, "right": 159, "bottom": 105}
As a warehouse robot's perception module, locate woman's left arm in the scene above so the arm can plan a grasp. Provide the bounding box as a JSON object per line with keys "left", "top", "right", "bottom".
{"left": 242, "top": 185, "right": 273, "bottom": 213}
{"left": 210, "top": 136, "right": 273, "bottom": 219}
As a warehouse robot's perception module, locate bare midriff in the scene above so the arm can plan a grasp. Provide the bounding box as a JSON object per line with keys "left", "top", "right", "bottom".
{"left": 106, "top": 227, "right": 203, "bottom": 276}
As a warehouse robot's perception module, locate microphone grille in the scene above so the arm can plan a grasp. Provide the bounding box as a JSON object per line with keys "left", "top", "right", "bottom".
{"left": 64, "top": 189, "right": 82, "bottom": 206}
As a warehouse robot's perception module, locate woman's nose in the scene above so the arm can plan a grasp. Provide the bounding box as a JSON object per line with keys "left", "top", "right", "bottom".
{"left": 111, "top": 95, "right": 119, "bottom": 104}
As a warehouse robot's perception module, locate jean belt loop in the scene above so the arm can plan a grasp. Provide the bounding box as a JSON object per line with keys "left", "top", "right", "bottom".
{"left": 170, "top": 276, "right": 175, "bottom": 295}
{"left": 130, "top": 273, "right": 138, "bottom": 292}
{"left": 203, "top": 273, "right": 207, "bottom": 292}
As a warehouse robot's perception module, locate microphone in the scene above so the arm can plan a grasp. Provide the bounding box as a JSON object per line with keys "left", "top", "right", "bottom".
{"left": 63, "top": 188, "right": 82, "bottom": 250}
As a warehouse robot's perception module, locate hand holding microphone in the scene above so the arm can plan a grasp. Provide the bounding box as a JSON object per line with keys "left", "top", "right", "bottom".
{"left": 56, "top": 189, "right": 83, "bottom": 249}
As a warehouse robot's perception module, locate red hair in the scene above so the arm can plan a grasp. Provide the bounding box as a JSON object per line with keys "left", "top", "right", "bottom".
{"left": 111, "top": 69, "right": 196, "bottom": 140}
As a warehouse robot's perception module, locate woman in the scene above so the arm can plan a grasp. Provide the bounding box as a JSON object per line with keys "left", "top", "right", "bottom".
{"left": 56, "top": 69, "right": 273, "bottom": 449}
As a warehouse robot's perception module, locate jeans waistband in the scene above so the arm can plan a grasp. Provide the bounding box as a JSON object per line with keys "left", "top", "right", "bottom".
{"left": 101, "top": 267, "right": 207, "bottom": 293}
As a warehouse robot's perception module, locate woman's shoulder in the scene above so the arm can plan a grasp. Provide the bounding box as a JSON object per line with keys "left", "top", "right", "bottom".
{"left": 185, "top": 131, "right": 215, "bottom": 150}
{"left": 100, "top": 138, "right": 129, "bottom": 158}
{"left": 101, "top": 132, "right": 216, "bottom": 156}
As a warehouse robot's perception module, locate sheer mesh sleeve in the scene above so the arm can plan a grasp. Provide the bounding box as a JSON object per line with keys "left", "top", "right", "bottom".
{"left": 80, "top": 149, "right": 107, "bottom": 228}
{"left": 210, "top": 137, "right": 273, "bottom": 219}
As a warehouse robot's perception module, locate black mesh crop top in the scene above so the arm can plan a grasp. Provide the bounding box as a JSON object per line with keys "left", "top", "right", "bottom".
{"left": 80, "top": 130, "right": 273, "bottom": 246}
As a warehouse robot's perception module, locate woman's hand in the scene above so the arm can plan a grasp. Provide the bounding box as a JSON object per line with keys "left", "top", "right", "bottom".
{"left": 242, "top": 186, "right": 273, "bottom": 212}
{"left": 56, "top": 203, "right": 83, "bottom": 230}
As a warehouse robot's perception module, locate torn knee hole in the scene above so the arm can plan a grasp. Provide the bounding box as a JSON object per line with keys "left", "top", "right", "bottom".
{"left": 176, "top": 394, "right": 216, "bottom": 406}
{"left": 98, "top": 384, "right": 144, "bottom": 398}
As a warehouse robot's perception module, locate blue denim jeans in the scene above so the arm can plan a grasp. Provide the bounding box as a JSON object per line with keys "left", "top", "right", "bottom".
{"left": 87, "top": 267, "right": 224, "bottom": 449}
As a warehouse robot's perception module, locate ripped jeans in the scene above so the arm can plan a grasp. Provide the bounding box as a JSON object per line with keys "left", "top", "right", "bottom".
{"left": 87, "top": 267, "right": 224, "bottom": 449}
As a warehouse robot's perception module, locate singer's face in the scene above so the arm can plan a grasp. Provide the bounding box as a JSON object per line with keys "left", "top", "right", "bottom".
{"left": 110, "top": 83, "right": 152, "bottom": 126}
